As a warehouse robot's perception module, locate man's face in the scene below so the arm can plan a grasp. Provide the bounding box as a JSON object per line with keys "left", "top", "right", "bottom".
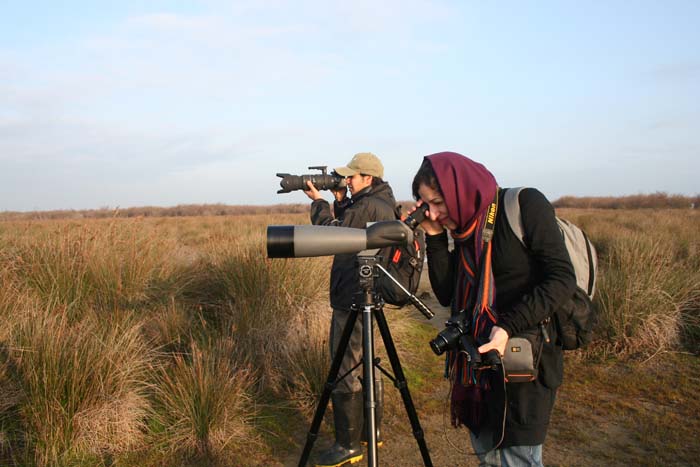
{"left": 346, "top": 173, "right": 372, "bottom": 196}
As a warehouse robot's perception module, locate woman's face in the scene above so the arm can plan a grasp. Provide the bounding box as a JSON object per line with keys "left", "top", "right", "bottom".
{"left": 417, "top": 183, "right": 457, "bottom": 230}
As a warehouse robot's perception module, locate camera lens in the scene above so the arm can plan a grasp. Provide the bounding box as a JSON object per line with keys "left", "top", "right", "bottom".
{"left": 429, "top": 335, "right": 449, "bottom": 355}
{"left": 429, "top": 325, "right": 462, "bottom": 356}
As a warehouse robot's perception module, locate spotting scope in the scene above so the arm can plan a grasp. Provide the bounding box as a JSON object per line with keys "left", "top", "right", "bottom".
{"left": 267, "top": 203, "right": 428, "bottom": 258}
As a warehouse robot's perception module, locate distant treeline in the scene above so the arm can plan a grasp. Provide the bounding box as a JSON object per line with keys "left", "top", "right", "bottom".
{"left": 2, "top": 193, "right": 698, "bottom": 222}
{"left": 0, "top": 203, "right": 310, "bottom": 222}
{"left": 553, "top": 192, "right": 698, "bottom": 209}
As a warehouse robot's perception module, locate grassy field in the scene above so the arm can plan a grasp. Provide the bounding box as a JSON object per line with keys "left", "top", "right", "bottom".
{"left": 0, "top": 207, "right": 698, "bottom": 466}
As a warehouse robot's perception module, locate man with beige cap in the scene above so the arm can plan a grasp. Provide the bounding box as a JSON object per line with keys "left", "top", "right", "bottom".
{"left": 303, "top": 152, "right": 398, "bottom": 467}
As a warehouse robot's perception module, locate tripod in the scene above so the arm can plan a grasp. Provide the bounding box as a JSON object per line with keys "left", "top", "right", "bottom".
{"left": 298, "top": 253, "right": 434, "bottom": 467}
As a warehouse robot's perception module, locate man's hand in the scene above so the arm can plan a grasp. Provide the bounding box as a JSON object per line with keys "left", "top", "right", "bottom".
{"left": 409, "top": 199, "right": 444, "bottom": 235}
{"left": 477, "top": 326, "right": 509, "bottom": 357}
{"left": 303, "top": 180, "right": 323, "bottom": 201}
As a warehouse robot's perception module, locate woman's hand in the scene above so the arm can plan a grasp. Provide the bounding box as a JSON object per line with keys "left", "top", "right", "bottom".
{"left": 477, "top": 325, "right": 509, "bottom": 357}
{"left": 409, "top": 199, "right": 444, "bottom": 235}
{"left": 303, "top": 180, "right": 324, "bottom": 201}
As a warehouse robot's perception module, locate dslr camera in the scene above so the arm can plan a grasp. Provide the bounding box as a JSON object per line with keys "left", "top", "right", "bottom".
{"left": 429, "top": 310, "right": 500, "bottom": 368}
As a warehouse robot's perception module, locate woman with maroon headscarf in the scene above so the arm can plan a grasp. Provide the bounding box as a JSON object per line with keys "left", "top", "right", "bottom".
{"left": 412, "top": 152, "right": 575, "bottom": 467}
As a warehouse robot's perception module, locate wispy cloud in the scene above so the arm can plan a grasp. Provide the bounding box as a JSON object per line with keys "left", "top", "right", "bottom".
{"left": 1, "top": 1, "right": 698, "bottom": 210}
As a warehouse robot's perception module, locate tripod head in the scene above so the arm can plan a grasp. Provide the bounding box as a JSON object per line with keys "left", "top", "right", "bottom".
{"left": 351, "top": 250, "right": 433, "bottom": 319}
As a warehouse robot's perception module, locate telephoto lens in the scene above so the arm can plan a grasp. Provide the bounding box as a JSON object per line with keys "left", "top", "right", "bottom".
{"left": 275, "top": 166, "right": 346, "bottom": 194}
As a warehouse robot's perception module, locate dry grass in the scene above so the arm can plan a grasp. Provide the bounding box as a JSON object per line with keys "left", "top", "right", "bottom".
{"left": 148, "top": 338, "right": 258, "bottom": 466}
{"left": 551, "top": 352, "right": 700, "bottom": 466}
{"left": 276, "top": 301, "right": 332, "bottom": 416}
{"left": 8, "top": 220, "right": 176, "bottom": 318}
{"left": 4, "top": 308, "right": 151, "bottom": 466}
{"left": 0, "top": 206, "right": 697, "bottom": 465}
{"left": 0, "top": 213, "right": 330, "bottom": 465}
{"left": 554, "top": 192, "right": 699, "bottom": 209}
{"left": 558, "top": 208, "right": 700, "bottom": 359}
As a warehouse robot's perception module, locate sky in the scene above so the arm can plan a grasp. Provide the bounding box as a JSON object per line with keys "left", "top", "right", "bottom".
{"left": 1, "top": 1, "right": 698, "bottom": 211}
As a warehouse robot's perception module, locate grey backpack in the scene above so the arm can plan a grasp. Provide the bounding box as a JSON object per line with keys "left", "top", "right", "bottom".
{"left": 503, "top": 187, "right": 597, "bottom": 350}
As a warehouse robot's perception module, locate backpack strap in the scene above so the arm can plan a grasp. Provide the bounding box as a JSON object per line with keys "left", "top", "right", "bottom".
{"left": 503, "top": 187, "right": 527, "bottom": 247}
{"left": 502, "top": 187, "right": 556, "bottom": 342}
{"left": 582, "top": 229, "right": 595, "bottom": 297}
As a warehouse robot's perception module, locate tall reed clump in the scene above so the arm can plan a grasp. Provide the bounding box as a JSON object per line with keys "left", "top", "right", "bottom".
{"left": 0, "top": 354, "right": 22, "bottom": 464}
{"left": 149, "top": 338, "right": 257, "bottom": 466}
{"left": 276, "top": 302, "right": 331, "bottom": 415}
{"left": 11, "top": 220, "right": 176, "bottom": 319}
{"left": 179, "top": 230, "right": 330, "bottom": 393}
{"left": 6, "top": 308, "right": 152, "bottom": 466}
{"left": 140, "top": 219, "right": 330, "bottom": 462}
{"left": 0, "top": 255, "right": 33, "bottom": 464}
{"left": 560, "top": 209, "right": 700, "bottom": 358}
{"left": 0, "top": 257, "right": 21, "bottom": 337}
{"left": 595, "top": 234, "right": 684, "bottom": 356}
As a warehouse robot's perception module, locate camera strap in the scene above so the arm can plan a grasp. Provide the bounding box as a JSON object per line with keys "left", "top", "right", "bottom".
{"left": 481, "top": 189, "right": 499, "bottom": 244}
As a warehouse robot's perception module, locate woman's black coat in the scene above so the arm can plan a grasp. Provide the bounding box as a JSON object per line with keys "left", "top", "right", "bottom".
{"left": 426, "top": 187, "right": 576, "bottom": 447}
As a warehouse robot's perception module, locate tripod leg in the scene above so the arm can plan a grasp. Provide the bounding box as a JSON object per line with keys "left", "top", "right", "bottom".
{"left": 361, "top": 376, "right": 383, "bottom": 447}
{"left": 298, "top": 306, "right": 360, "bottom": 467}
{"left": 374, "top": 307, "right": 434, "bottom": 467}
{"left": 362, "top": 304, "right": 378, "bottom": 467}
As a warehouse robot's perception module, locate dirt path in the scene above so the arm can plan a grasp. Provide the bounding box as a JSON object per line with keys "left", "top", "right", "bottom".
{"left": 272, "top": 271, "right": 700, "bottom": 467}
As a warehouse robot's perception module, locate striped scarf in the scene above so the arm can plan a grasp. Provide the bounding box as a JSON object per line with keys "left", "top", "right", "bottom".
{"left": 447, "top": 209, "right": 497, "bottom": 388}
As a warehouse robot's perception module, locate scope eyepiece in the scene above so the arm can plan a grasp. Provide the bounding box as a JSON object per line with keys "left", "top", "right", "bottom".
{"left": 403, "top": 203, "right": 429, "bottom": 230}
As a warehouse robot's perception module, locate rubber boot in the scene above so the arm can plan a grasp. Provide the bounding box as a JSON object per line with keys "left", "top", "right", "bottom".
{"left": 315, "top": 392, "right": 364, "bottom": 467}
{"left": 361, "top": 377, "right": 384, "bottom": 447}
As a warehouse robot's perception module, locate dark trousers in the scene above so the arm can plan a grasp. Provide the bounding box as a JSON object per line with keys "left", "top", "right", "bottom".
{"left": 331, "top": 307, "right": 380, "bottom": 394}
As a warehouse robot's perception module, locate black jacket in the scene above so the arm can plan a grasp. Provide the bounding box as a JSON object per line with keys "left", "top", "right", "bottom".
{"left": 426, "top": 187, "right": 576, "bottom": 446}
{"left": 310, "top": 182, "right": 398, "bottom": 311}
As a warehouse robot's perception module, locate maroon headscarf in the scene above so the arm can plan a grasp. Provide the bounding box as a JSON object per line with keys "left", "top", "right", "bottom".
{"left": 425, "top": 152, "right": 498, "bottom": 233}
{"left": 424, "top": 152, "right": 500, "bottom": 433}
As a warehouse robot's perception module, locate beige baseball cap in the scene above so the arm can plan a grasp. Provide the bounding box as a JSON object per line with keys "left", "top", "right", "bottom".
{"left": 334, "top": 152, "right": 384, "bottom": 178}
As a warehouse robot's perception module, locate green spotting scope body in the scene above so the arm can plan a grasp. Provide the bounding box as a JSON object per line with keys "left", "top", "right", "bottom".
{"left": 266, "top": 204, "right": 429, "bottom": 258}
{"left": 267, "top": 220, "right": 412, "bottom": 258}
